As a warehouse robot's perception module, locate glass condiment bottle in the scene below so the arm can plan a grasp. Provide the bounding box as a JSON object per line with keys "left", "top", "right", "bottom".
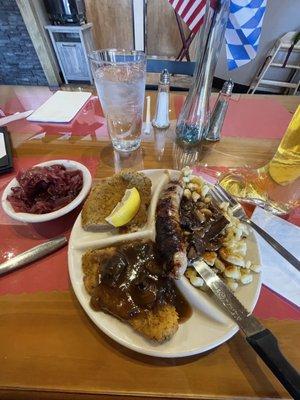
{"left": 175, "top": 0, "right": 230, "bottom": 148}
{"left": 206, "top": 79, "right": 234, "bottom": 141}
{"left": 152, "top": 69, "right": 170, "bottom": 129}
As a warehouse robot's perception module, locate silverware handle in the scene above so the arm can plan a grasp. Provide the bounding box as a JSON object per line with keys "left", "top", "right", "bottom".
{"left": 0, "top": 236, "right": 68, "bottom": 275}
{"left": 246, "top": 219, "right": 300, "bottom": 272}
{"left": 247, "top": 329, "right": 300, "bottom": 398}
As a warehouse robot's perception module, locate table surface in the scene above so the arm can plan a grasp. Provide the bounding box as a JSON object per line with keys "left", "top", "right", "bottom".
{"left": 0, "top": 85, "right": 299, "bottom": 400}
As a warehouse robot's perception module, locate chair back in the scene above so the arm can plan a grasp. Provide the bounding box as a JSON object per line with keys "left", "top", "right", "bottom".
{"left": 147, "top": 58, "right": 195, "bottom": 76}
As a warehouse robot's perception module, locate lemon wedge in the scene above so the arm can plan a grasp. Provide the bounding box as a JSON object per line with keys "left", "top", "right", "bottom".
{"left": 105, "top": 187, "right": 141, "bottom": 227}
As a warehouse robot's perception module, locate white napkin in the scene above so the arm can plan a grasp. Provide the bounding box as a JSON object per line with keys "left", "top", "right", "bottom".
{"left": 251, "top": 207, "right": 300, "bottom": 307}
{"left": 27, "top": 91, "right": 91, "bottom": 123}
{"left": 0, "top": 110, "right": 33, "bottom": 126}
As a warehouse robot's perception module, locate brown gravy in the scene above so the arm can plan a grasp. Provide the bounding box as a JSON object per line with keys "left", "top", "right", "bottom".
{"left": 180, "top": 196, "right": 228, "bottom": 260}
{"left": 90, "top": 241, "right": 192, "bottom": 323}
{"left": 175, "top": 288, "right": 192, "bottom": 323}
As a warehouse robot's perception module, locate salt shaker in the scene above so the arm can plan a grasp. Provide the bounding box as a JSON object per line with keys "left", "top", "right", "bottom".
{"left": 206, "top": 79, "right": 234, "bottom": 141}
{"left": 152, "top": 69, "right": 170, "bottom": 129}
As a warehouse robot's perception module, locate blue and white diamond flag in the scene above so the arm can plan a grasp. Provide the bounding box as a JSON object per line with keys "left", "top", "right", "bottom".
{"left": 226, "top": 0, "right": 268, "bottom": 70}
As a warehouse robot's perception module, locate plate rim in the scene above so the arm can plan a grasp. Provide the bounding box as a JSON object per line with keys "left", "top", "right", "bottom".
{"left": 68, "top": 168, "right": 262, "bottom": 358}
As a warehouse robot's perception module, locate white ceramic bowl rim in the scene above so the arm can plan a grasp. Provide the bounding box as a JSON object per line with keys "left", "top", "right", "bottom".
{"left": 1, "top": 159, "right": 92, "bottom": 223}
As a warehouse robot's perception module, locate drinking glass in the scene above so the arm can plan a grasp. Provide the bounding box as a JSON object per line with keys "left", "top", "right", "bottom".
{"left": 89, "top": 49, "right": 146, "bottom": 152}
{"left": 219, "top": 105, "right": 300, "bottom": 213}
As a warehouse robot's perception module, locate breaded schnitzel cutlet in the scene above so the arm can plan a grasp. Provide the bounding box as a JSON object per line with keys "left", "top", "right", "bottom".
{"left": 82, "top": 242, "right": 179, "bottom": 342}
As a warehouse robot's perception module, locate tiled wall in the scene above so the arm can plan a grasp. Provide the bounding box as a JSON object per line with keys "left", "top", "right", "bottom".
{"left": 0, "top": 0, "right": 47, "bottom": 85}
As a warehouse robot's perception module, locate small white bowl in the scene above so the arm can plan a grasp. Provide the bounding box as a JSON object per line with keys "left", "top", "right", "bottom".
{"left": 1, "top": 159, "right": 92, "bottom": 223}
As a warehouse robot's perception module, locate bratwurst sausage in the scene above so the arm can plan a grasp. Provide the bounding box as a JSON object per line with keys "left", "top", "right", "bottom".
{"left": 155, "top": 181, "right": 187, "bottom": 278}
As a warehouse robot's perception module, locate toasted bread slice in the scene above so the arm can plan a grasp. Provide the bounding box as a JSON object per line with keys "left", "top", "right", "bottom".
{"left": 81, "top": 177, "right": 127, "bottom": 232}
{"left": 81, "top": 170, "right": 152, "bottom": 232}
{"left": 82, "top": 247, "right": 179, "bottom": 342}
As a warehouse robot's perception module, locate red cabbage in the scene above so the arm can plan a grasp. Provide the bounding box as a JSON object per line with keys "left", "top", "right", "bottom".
{"left": 7, "top": 164, "right": 83, "bottom": 214}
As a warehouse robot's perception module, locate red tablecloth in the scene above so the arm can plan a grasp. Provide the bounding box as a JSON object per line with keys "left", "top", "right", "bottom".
{"left": 0, "top": 93, "right": 298, "bottom": 323}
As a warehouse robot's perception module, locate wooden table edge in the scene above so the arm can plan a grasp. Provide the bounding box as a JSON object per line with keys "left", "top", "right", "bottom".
{"left": 0, "top": 387, "right": 285, "bottom": 400}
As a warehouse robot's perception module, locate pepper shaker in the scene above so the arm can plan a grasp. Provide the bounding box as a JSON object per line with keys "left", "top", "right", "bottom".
{"left": 206, "top": 79, "right": 234, "bottom": 142}
{"left": 152, "top": 69, "right": 170, "bottom": 129}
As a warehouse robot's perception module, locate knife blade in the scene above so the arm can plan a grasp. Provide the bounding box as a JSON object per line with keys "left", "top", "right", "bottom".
{"left": 0, "top": 110, "right": 34, "bottom": 126}
{"left": 0, "top": 236, "right": 68, "bottom": 275}
{"left": 194, "top": 260, "right": 300, "bottom": 398}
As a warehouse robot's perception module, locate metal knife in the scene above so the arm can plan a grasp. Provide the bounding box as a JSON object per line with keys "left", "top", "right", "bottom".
{"left": 194, "top": 260, "right": 300, "bottom": 399}
{"left": 0, "top": 236, "right": 68, "bottom": 275}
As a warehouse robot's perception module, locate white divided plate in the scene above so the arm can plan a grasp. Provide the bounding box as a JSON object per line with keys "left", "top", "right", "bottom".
{"left": 68, "top": 169, "right": 262, "bottom": 358}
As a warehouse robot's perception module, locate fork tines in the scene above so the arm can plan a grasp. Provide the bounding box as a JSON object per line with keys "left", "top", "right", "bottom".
{"left": 210, "top": 184, "right": 235, "bottom": 206}
{"left": 216, "top": 184, "right": 239, "bottom": 206}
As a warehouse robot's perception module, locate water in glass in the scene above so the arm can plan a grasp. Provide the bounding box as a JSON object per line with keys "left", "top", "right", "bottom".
{"left": 90, "top": 50, "right": 146, "bottom": 152}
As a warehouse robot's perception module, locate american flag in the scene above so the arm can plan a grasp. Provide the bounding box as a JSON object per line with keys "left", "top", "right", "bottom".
{"left": 168, "top": 0, "right": 208, "bottom": 34}
{"left": 169, "top": 0, "right": 267, "bottom": 70}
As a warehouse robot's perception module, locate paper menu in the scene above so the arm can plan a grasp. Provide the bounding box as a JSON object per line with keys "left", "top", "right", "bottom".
{"left": 27, "top": 91, "right": 92, "bottom": 123}
{"left": 0, "top": 132, "right": 5, "bottom": 160}
{"left": 0, "top": 128, "right": 13, "bottom": 173}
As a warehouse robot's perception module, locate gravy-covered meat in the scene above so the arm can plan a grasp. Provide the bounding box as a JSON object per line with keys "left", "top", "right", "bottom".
{"left": 82, "top": 241, "right": 191, "bottom": 342}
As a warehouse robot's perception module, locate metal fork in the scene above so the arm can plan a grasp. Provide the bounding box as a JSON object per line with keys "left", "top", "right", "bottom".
{"left": 210, "top": 184, "right": 300, "bottom": 272}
